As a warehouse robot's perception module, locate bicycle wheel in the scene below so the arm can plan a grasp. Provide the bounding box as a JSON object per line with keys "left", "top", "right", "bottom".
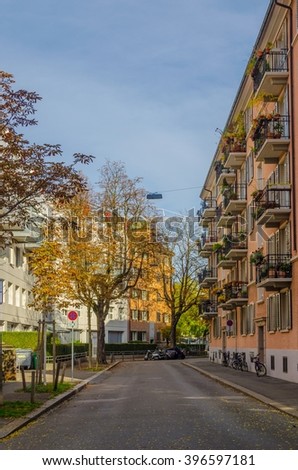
{"left": 256, "top": 362, "right": 267, "bottom": 377}
{"left": 241, "top": 362, "right": 248, "bottom": 372}
{"left": 232, "top": 360, "right": 240, "bottom": 370}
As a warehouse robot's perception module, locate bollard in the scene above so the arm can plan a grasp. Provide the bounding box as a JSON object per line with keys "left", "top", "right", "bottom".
{"left": 20, "top": 366, "right": 26, "bottom": 391}
{"left": 31, "top": 371, "right": 36, "bottom": 403}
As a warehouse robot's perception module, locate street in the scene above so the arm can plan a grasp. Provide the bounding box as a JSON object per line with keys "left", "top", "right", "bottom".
{"left": 0, "top": 360, "right": 298, "bottom": 450}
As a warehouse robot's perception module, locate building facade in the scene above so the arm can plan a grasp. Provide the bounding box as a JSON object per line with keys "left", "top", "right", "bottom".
{"left": 198, "top": 0, "right": 298, "bottom": 382}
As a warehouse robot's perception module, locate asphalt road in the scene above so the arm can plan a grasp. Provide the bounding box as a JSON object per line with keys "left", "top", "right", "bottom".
{"left": 1, "top": 360, "right": 298, "bottom": 450}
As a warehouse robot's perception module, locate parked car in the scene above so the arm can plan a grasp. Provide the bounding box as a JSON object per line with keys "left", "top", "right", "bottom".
{"left": 165, "top": 347, "right": 185, "bottom": 360}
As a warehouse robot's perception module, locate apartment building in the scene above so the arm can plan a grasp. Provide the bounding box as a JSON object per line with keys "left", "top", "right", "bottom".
{"left": 198, "top": 0, "right": 298, "bottom": 382}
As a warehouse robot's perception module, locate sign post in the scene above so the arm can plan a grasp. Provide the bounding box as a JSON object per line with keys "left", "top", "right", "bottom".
{"left": 67, "top": 311, "right": 78, "bottom": 381}
{"left": 226, "top": 319, "right": 233, "bottom": 334}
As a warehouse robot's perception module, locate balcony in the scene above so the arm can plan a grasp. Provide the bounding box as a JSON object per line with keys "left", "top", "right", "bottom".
{"left": 198, "top": 232, "right": 218, "bottom": 257}
{"left": 217, "top": 250, "right": 237, "bottom": 269}
{"left": 216, "top": 204, "right": 236, "bottom": 228}
{"left": 252, "top": 49, "right": 288, "bottom": 97}
{"left": 253, "top": 186, "right": 291, "bottom": 227}
{"left": 224, "top": 281, "right": 248, "bottom": 307}
{"left": 221, "top": 233, "right": 248, "bottom": 260}
{"left": 198, "top": 198, "right": 217, "bottom": 228}
{"left": 199, "top": 300, "right": 218, "bottom": 318}
{"left": 215, "top": 161, "right": 236, "bottom": 186}
{"left": 222, "top": 184, "right": 247, "bottom": 215}
{"left": 252, "top": 114, "right": 290, "bottom": 163}
{"left": 201, "top": 198, "right": 217, "bottom": 218}
{"left": 224, "top": 141, "right": 247, "bottom": 169}
{"left": 198, "top": 268, "right": 218, "bottom": 288}
{"left": 256, "top": 254, "right": 292, "bottom": 290}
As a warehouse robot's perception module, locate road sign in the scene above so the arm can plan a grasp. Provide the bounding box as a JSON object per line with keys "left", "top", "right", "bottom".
{"left": 68, "top": 310, "right": 78, "bottom": 321}
{"left": 227, "top": 319, "right": 233, "bottom": 327}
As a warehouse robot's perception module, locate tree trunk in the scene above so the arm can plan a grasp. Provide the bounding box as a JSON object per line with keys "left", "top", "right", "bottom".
{"left": 94, "top": 300, "right": 107, "bottom": 364}
{"left": 170, "top": 313, "right": 180, "bottom": 347}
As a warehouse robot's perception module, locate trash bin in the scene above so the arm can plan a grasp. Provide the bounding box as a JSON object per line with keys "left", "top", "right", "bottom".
{"left": 16, "top": 349, "right": 33, "bottom": 370}
{"left": 32, "top": 352, "right": 38, "bottom": 369}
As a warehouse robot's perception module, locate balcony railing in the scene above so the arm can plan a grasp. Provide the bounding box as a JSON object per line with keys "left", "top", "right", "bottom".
{"left": 215, "top": 161, "right": 236, "bottom": 184}
{"left": 252, "top": 49, "right": 288, "bottom": 93}
{"left": 216, "top": 203, "right": 236, "bottom": 228}
{"left": 198, "top": 267, "right": 218, "bottom": 285}
{"left": 197, "top": 232, "right": 218, "bottom": 257}
{"left": 199, "top": 300, "right": 218, "bottom": 317}
{"left": 252, "top": 114, "right": 290, "bottom": 161}
{"left": 222, "top": 184, "right": 247, "bottom": 214}
{"left": 254, "top": 186, "right": 291, "bottom": 226}
{"left": 224, "top": 281, "right": 248, "bottom": 305}
{"left": 221, "top": 233, "right": 248, "bottom": 259}
{"left": 256, "top": 254, "right": 292, "bottom": 289}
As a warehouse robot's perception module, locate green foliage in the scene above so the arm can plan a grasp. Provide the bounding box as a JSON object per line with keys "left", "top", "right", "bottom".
{"left": 3, "top": 332, "right": 39, "bottom": 350}
{"left": 0, "top": 401, "right": 40, "bottom": 418}
{"left": 177, "top": 306, "right": 209, "bottom": 339}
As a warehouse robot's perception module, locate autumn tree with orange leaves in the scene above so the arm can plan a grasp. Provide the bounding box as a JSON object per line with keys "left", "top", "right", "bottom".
{"left": 30, "top": 161, "right": 160, "bottom": 364}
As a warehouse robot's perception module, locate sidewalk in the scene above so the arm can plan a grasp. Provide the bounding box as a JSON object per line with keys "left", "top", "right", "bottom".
{"left": 1, "top": 357, "right": 298, "bottom": 440}
{"left": 0, "top": 363, "right": 117, "bottom": 439}
{"left": 183, "top": 357, "right": 298, "bottom": 419}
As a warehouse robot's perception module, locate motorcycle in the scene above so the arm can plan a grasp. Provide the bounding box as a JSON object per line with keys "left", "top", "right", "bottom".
{"left": 144, "top": 348, "right": 166, "bottom": 360}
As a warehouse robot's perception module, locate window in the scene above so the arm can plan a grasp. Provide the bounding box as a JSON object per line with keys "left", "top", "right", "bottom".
{"left": 21, "top": 289, "right": 26, "bottom": 308}
{"left": 132, "top": 289, "right": 139, "bottom": 299}
{"left": 140, "top": 310, "right": 148, "bottom": 321}
{"left": 213, "top": 317, "right": 221, "bottom": 338}
{"left": 8, "top": 282, "right": 13, "bottom": 304}
{"left": 7, "top": 322, "right": 18, "bottom": 331}
{"left": 131, "top": 310, "right": 138, "bottom": 320}
{"left": 267, "top": 291, "right": 291, "bottom": 331}
{"left": 141, "top": 290, "right": 148, "bottom": 301}
{"left": 15, "top": 286, "right": 21, "bottom": 307}
{"left": 280, "top": 290, "right": 292, "bottom": 330}
{"left": 15, "top": 247, "right": 22, "bottom": 268}
{"left": 241, "top": 304, "right": 255, "bottom": 335}
{"left": 131, "top": 331, "right": 146, "bottom": 342}
{"left": 283, "top": 356, "right": 288, "bottom": 373}
{"left": 157, "top": 312, "right": 162, "bottom": 322}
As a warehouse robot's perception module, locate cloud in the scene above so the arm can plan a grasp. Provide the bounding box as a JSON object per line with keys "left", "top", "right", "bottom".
{"left": 1, "top": 0, "right": 270, "bottom": 213}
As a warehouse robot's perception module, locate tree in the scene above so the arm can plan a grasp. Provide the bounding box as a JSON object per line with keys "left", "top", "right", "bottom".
{"left": 177, "top": 304, "right": 209, "bottom": 341}
{"left": 0, "top": 71, "right": 94, "bottom": 245}
{"left": 157, "top": 219, "right": 205, "bottom": 347}
{"left": 30, "top": 161, "right": 159, "bottom": 364}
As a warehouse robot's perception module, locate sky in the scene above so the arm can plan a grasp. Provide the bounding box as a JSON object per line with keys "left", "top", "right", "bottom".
{"left": 1, "top": 0, "right": 271, "bottom": 216}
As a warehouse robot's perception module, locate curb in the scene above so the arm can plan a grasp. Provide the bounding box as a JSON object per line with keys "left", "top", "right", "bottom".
{"left": 182, "top": 361, "right": 298, "bottom": 420}
{"left": 0, "top": 361, "right": 121, "bottom": 440}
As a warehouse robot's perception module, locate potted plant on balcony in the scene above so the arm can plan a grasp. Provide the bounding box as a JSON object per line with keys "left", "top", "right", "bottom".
{"left": 268, "top": 264, "right": 276, "bottom": 278}
{"left": 250, "top": 249, "right": 264, "bottom": 265}
{"left": 212, "top": 242, "right": 223, "bottom": 252}
{"left": 278, "top": 262, "right": 291, "bottom": 277}
{"left": 273, "top": 120, "right": 284, "bottom": 138}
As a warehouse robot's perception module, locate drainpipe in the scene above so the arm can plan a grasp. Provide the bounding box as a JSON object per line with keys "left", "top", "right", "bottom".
{"left": 274, "top": 0, "right": 296, "bottom": 251}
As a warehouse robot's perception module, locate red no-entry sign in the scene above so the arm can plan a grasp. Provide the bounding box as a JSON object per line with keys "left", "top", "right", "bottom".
{"left": 68, "top": 310, "right": 78, "bottom": 321}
